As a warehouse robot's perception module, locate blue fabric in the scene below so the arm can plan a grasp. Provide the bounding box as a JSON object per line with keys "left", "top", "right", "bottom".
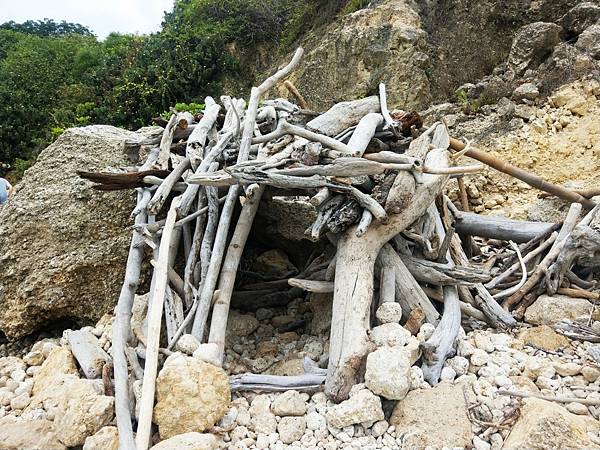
{"left": 0, "top": 178, "right": 9, "bottom": 204}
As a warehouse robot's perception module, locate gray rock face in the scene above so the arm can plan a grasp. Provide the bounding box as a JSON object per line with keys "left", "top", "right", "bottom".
{"left": 560, "top": 2, "right": 600, "bottom": 35}
{"left": 508, "top": 22, "right": 563, "bottom": 75}
{"left": 0, "top": 125, "right": 150, "bottom": 339}
{"left": 576, "top": 24, "right": 600, "bottom": 59}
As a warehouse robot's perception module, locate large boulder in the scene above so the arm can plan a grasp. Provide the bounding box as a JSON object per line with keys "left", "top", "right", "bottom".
{"left": 503, "top": 398, "right": 600, "bottom": 449}
{"left": 508, "top": 22, "right": 563, "bottom": 75}
{"left": 153, "top": 353, "right": 231, "bottom": 439}
{"left": 525, "top": 294, "right": 600, "bottom": 326}
{"left": 0, "top": 125, "right": 155, "bottom": 339}
{"left": 0, "top": 417, "right": 67, "bottom": 450}
{"left": 150, "top": 433, "right": 219, "bottom": 450}
{"left": 390, "top": 382, "right": 473, "bottom": 448}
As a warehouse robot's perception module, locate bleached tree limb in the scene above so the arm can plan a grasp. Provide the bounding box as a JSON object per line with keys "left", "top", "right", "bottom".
{"left": 186, "top": 97, "right": 221, "bottom": 169}
{"left": 325, "top": 138, "right": 450, "bottom": 401}
{"left": 136, "top": 198, "right": 179, "bottom": 450}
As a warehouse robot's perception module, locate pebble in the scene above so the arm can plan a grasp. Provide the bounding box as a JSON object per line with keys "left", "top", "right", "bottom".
{"left": 566, "top": 402, "right": 589, "bottom": 415}
{"left": 474, "top": 435, "right": 492, "bottom": 450}
{"left": 471, "top": 349, "right": 490, "bottom": 366}
{"left": 277, "top": 416, "right": 306, "bottom": 444}
{"left": 440, "top": 366, "right": 456, "bottom": 382}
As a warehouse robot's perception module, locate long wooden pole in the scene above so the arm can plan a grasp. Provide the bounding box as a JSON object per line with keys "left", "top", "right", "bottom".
{"left": 449, "top": 138, "right": 595, "bottom": 209}
{"left": 136, "top": 198, "right": 179, "bottom": 450}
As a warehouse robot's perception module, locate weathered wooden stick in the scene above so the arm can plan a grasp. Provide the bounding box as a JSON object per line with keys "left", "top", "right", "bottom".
{"left": 346, "top": 113, "right": 384, "bottom": 158}
{"left": 284, "top": 80, "right": 308, "bottom": 109}
{"left": 557, "top": 287, "right": 600, "bottom": 301}
{"left": 310, "top": 187, "right": 331, "bottom": 207}
{"left": 422, "top": 286, "right": 488, "bottom": 322}
{"left": 199, "top": 163, "right": 220, "bottom": 284}
{"left": 288, "top": 278, "right": 334, "bottom": 293}
{"left": 183, "top": 190, "right": 207, "bottom": 307}
{"left": 155, "top": 114, "right": 178, "bottom": 170}
{"left": 186, "top": 97, "right": 221, "bottom": 169}
{"left": 192, "top": 48, "right": 305, "bottom": 341}
{"left": 136, "top": 198, "right": 179, "bottom": 450}
{"left": 209, "top": 186, "right": 265, "bottom": 362}
{"left": 449, "top": 138, "right": 596, "bottom": 209}
{"left": 486, "top": 233, "right": 558, "bottom": 290}
{"left": 67, "top": 329, "right": 110, "bottom": 379}
{"left": 147, "top": 158, "right": 191, "bottom": 215}
{"left": 356, "top": 210, "right": 373, "bottom": 237}
{"left": 379, "top": 266, "right": 396, "bottom": 305}
{"left": 230, "top": 373, "right": 325, "bottom": 392}
{"left": 113, "top": 150, "right": 158, "bottom": 450}
{"left": 421, "top": 206, "right": 461, "bottom": 385}
{"left": 252, "top": 120, "right": 356, "bottom": 156}
{"left": 492, "top": 241, "right": 528, "bottom": 299}
{"left": 363, "top": 151, "right": 421, "bottom": 165}
{"left": 503, "top": 203, "right": 582, "bottom": 310}
{"left": 400, "top": 254, "right": 491, "bottom": 284}
{"left": 164, "top": 287, "right": 184, "bottom": 342}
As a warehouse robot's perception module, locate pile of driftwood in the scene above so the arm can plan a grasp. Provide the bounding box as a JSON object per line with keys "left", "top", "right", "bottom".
{"left": 78, "top": 48, "right": 600, "bottom": 450}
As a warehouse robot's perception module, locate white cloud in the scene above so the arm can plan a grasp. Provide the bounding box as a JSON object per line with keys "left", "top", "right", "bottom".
{"left": 0, "top": 0, "right": 175, "bottom": 39}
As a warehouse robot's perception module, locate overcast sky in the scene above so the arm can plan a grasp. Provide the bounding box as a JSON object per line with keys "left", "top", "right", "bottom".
{"left": 0, "top": 0, "right": 175, "bottom": 39}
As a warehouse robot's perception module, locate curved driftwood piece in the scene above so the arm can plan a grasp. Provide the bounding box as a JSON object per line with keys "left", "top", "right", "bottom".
{"left": 485, "top": 232, "right": 558, "bottom": 290}
{"left": 306, "top": 96, "right": 380, "bottom": 137}
{"left": 449, "top": 137, "right": 596, "bottom": 209}
{"left": 400, "top": 254, "right": 491, "bottom": 285}
{"left": 454, "top": 212, "right": 555, "bottom": 243}
{"left": 252, "top": 120, "right": 356, "bottom": 156}
{"left": 186, "top": 97, "right": 221, "bottom": 169}
{"left": 326, "top": 137, "right": 450, "bottom": 401}
{"left": 545, "top": 204, "right": 600, "bottom": 294}
{"left": 503, "top": 203, "right": 582, "bottom": 311}
{"left": 230, "top": 373, "right": 325, "bottom": 392}
{"left": 193, "top": 48, "right": 305, "bottom": 342}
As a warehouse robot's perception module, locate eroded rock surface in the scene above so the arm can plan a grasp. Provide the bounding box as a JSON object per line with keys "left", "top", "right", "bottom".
{"left": 0, "top": 125, "right": 153, "bottom": 339}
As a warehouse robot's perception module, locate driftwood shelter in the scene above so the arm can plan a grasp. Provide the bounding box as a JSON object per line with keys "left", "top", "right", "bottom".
{"left": 77, "top": 49, "right": 600, "bottom": 450}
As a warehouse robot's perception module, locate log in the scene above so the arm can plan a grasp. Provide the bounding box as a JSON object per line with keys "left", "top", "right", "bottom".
{"left": 421, "top": 206, "right": 461, "bottom": 385}
{"left": 379, "top": 266, "right": 395, "bottom": 304}
{"left": 284, "top": 80, "right": 308, "bottom": 109}
{"left": 136, "top": 198, "right": 179, "bottom": 450}
{"left": 346, "top": 113, "right": 384, "bottom": 158}
{"left": 230, "top": 373, "right": 325, "bottom": 392}
{"left": 113, "top": 150, "right": 158, "bottom": 450}
{"left": 449, "top": 138, "right": 596, "bottom": 209}
{"left": 288, "top": 278, "right": 334, "bottom": 293}
{"left": 186, "top": 97, "right": 221, "bottom": 169}
{"left": 400, "top": 254, "right": 491, "bottom": 285}
{"left": 326, "top": 136, "right": 450, "bottom": 401}
{"left": 377, "top": 245, "right": 440, "bottom": 324}
{"left": 147, "top": 158, "right": 191, "bottom": 215}
{"left": 155, "top": 114, "right": 178, "bottom": 170}
{"left": 454, "top": 212, "right": 555, "bottom": 243}
{"left": 67, "top": 330, "right": 111, "bottom": 379}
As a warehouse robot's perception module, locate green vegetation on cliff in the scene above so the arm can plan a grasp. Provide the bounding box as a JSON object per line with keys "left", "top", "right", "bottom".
{"left": 0, "top": 1, "right": 358, "bottom": 177}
